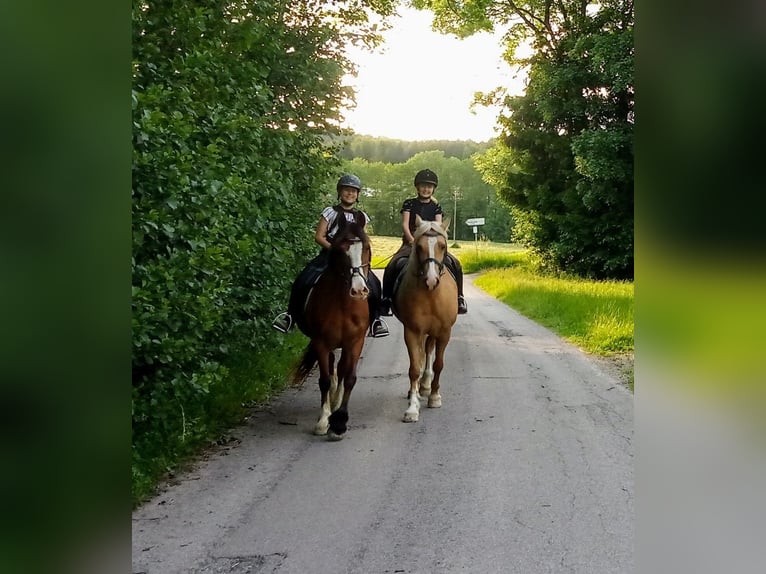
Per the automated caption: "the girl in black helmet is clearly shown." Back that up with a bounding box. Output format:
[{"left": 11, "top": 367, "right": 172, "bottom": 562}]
[
  {"left": 380, "top": 169, "right": 468, "bottom": 316},
  {"left": 272, "top": 174, "right": 390, "bottom": 338}
]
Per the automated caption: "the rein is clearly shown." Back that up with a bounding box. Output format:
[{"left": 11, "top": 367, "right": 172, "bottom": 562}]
[{"left": 332, "top": 238, "right": 370, "bottom": 282}]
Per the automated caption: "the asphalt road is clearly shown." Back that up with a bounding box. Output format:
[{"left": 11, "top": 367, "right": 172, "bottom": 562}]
[{"left": 132, "top": 273, "right": 633, "bottom": 574}]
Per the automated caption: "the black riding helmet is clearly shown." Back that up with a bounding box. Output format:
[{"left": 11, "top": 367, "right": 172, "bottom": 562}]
[
  {"left": 414, "top": 169, "right": 438, "bottom": 188},
  {"left": 336, "top": 174, "right": 361, "bottom": 201}
]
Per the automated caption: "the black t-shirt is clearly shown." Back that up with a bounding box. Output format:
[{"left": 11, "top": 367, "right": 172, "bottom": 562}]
[{"left": 401, "top": 198, "right": 443, "bottom": 235}]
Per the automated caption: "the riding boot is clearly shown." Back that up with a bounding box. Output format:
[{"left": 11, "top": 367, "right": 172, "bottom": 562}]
[
  {"left": 457, "top": 295, "right": 468, "bottom": 315},
  {"left": 379, "top": 297, "right": 393, "bottom": 316}
]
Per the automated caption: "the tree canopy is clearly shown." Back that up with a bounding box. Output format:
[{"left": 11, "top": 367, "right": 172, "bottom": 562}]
[
  {"left": 338, "top": 134, "right": 492, "bottom": 162},
  {"left": 417, "top": 0, "right": 634, "bottom": 279}
]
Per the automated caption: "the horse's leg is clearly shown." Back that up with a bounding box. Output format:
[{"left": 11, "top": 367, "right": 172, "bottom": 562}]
[
  {"left": 327, "top": 337, "right": 364, "bottom": 440},
  {"left": 403, "top": 330, "right": 425, "bottom": 422},
  {"left": 328, "top": 350, "right": 343, "bottom": 412},
  {"left": 419, "top": 336, "right": 435, "bottom": 398},
  {"left": 314, "top": 346, "right": 334, "bottom": 435},
  {"left": 427, "top": 336, "right": 451, "bottom": 409}
]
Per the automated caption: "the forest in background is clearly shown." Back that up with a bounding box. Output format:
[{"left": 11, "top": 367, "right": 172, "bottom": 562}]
[
  {"left": 334, "top": 139, "right": 513, "bottom": 242},
  {"left": 338, "top": 134, "right": 492, "bottom": 163}
]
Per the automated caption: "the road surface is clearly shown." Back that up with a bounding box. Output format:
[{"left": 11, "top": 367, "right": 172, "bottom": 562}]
[{"left": 132, "top": 273, "right": 633, "bottom": 574}]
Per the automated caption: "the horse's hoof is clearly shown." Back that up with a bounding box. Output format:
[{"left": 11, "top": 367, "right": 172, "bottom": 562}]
[
  {"left": 327, "top": 431, "right": 344, "bottom": 441},
  {"left": 329, "top": 423, "right": 347, "bottom": 436},
  {"left": 328, "top": 411, "right": 348, "bottom": 435},
  {"left": 314, "top": 424, "right": 329, "bottom": 435},
  {"left": 403, "top": 411, "right": 419, "bottom": 423},
  {"left": 428, "top": 395, "right": 442, "bottom": 408}
]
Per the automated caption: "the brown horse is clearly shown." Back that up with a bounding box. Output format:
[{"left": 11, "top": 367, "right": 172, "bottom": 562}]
[
  {"left": 291, "top": 214, "right": 371, "bottom": 440},
  {"left": 392, "top": 216, "right": 458, "bottom": 422}
]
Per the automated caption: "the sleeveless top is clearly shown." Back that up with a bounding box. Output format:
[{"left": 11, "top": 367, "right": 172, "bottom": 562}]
[{"left": 400, "top": 197, "right": 443, "bottom": 235}]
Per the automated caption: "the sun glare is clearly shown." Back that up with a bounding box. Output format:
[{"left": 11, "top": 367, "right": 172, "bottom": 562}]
[{"left": 342, "top": 8, "right": 522, "bottom": 142}]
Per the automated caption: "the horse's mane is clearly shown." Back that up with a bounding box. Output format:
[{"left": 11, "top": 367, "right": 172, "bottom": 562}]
[{"left": 412, "top": 218, "right": 448, "bottom": 241}]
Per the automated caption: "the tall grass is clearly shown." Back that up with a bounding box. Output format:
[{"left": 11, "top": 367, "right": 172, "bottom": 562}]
[
  {"left": 370, "top": 235, "right": 404, "bottom": 269},
  {"left": 474, "top": 268, "right": 634, "bottom": 356},
  {"left": 370, "top": 236, "right": 527, "bottom": 270}
]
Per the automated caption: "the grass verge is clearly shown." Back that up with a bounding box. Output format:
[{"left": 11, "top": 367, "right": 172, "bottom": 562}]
[
  {"left": 132, "top": 331, "right": 307, "bottom": 505},
  {"left": 473, "top": 263, "right": 634, "bottom": 390}
]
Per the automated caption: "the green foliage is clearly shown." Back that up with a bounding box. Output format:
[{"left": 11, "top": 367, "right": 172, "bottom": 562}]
[
  {"left": 338, "top": 134, "right": 492, "bottom": 162},
  {"left": 457, "top": 249, "right": 528, "bottom": 274},
  {"left": 419, "top": 0, "right": 634, "bottom": 280},
  {"left": 132, "top": 332, "right": 307, "bottom": 503},
  {"left": 132, "top": 0, "right": 394, "bottom": 502},
  {"left": 497, "top": 11, "right": 633, "bottom": 279}
]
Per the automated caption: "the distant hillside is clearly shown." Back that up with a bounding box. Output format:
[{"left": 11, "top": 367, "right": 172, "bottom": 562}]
[{"left": 337, "top": 134, "right": 494, "bottom": 163}]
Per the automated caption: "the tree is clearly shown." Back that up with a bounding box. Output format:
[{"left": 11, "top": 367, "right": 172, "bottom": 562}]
[
  {"left": 416, "top": 0, "right": 634, "bottom": 279},
  {"left": 338, "top": 134, "right": 491, "bottom": 162}
]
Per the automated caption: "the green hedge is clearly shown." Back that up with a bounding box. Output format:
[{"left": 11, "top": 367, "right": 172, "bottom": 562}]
[{"left": 131, "top": 1, "right": 390, "bottom": 500}]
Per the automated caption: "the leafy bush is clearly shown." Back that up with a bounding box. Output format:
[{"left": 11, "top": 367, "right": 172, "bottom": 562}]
[{"left": 131, "top": 1, "right": 392, "bottom": 501}]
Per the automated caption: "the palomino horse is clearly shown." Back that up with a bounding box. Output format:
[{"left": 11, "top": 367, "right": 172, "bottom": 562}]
[
  {"left": 291, "top": 214, "right": 371, "bottom": 440},
  {"left": 392, "top": 216, "right": 458, "bottom": 422}
]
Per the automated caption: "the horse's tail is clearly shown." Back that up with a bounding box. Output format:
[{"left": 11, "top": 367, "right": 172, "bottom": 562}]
[{"left": 290, "top": 343, "right": 318, "bottom": 386}]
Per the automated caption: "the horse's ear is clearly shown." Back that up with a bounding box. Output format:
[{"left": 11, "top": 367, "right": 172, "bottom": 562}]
[
  {"left": 441, "top": 217, "right": 451, "bottom": 234},
  {"left": 354, "top": 210, "right": 365, "bottom": 228},
  {"left": 415, "top": 214, "right": 423, "bottom": 228}
]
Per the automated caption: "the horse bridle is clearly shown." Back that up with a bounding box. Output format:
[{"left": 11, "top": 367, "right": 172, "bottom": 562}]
[
  {"left": 350, "top": 262, "right": 370, "bottom": 279},
  {"left": 417, "top": 257, "right": 445, "bottom": 276},
  {"left": 347, "top": 238, "right": 370, "bottom": 280},
  {"left": 416, "top": 232, "right": 446, "bottom": 277}
]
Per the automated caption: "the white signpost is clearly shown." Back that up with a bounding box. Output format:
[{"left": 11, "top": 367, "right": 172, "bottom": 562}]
[{"left": 465, "top": 218, "right": 486, "bottom": 248}]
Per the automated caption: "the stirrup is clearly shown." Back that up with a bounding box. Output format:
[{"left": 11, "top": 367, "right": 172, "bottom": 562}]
[
  {"left": 272, "top": 312, "right": 293, "bottom": 333},
  {"left": 369, "top": 318, "right": 390, "bottom": 338}
]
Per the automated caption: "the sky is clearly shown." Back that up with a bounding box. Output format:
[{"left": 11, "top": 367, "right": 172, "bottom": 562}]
[{"left": 341, "top": 7, "right": 524, "bottom": 142}]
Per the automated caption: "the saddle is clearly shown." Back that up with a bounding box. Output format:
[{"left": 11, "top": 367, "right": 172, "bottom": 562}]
[
  {"left": 391, "top": 256, "right": 408, "bottom": 299},
  {"left": 292, "top": 261, "right": 327, "bottom": 335}
]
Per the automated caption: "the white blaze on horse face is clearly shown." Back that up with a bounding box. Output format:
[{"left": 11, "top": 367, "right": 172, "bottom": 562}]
[
  {"left": 425, "top": 235, "right": 440, "bottom": 289},
  {"left": 348, "top": 240, "right": 369, "bottom": 299}
]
